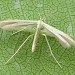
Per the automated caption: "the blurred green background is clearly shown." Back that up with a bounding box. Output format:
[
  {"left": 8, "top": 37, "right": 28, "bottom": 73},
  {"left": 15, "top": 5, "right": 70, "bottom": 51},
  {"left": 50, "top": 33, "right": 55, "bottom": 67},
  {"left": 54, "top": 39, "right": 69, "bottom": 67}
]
[{"left": 0, "top": 0, "right": 75, "bottom": 75}]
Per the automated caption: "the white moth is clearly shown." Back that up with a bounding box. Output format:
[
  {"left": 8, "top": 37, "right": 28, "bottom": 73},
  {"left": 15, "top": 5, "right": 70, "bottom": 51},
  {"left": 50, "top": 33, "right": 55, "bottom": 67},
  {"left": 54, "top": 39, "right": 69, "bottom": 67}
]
[{"left": 0, "top": 19, "right": 75, "bottom": 68}]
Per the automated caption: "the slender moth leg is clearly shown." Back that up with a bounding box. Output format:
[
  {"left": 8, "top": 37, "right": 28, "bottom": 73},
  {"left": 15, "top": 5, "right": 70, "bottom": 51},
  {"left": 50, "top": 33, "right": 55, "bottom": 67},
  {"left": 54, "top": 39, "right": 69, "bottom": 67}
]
[
  {"left": 11, "top": 28, "right": 26, "bottom": 36},
  {"left": 5, "top": 34, "right": 33, "bottom": 64},
  {"left": 42, "top": 34, "right": 62, "bottom": 68},
  {"left": 32, "top": 20, "right": 42, "bottom": 52}
]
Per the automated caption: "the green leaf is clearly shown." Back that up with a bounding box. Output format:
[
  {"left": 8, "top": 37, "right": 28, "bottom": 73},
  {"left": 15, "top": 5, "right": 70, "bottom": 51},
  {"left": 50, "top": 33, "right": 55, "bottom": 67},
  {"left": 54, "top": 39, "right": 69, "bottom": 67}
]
[{"left": 0, "top": 0, "right": 75, "bottom": 75}]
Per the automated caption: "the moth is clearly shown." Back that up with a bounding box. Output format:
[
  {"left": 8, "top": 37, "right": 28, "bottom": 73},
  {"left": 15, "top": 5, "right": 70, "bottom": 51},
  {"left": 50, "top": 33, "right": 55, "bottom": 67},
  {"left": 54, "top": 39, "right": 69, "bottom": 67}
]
[{"left": 0, "top": 19, "right": 75, "bottom": 68}]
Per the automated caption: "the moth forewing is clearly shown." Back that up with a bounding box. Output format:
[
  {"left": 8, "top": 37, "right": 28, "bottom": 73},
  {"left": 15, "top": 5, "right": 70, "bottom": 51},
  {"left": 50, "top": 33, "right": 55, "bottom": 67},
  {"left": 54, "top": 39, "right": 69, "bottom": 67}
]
[
  {"left": 49, "top": 25, "right": 75, "bottom": 46},
  {"left": 59, "top": 33, "right": 75, "bottom": 46},
  {"left": 41, "top": 22, "right": 71, "bottom": 48},
  {"left": 42, "top": 22, "right": 75, "bottom": 46},
  {"left": 1, "top": 23, "right": 35, "bottom": 30},
  {"left": 0, "top": 19, "right": 38, "bottom": 24},
  {"left": 0, "top": 20, "right": 38, "bottom": 30}
]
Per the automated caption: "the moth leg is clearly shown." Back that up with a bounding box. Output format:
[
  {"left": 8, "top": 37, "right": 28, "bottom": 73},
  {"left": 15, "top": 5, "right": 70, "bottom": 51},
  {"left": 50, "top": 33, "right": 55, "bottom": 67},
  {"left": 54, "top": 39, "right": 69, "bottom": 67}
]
[
  {"left": 32, "top": 20, "right": 42, "bottom": 52},
  {"left": 11, "top": 28, "right": 26, "bottom": 36},
  {"left": 5, "top": 34, "right": 33, "bottom": 65},
  {"left": 42, "top": 34, "right": 62, "bottom": 68}
]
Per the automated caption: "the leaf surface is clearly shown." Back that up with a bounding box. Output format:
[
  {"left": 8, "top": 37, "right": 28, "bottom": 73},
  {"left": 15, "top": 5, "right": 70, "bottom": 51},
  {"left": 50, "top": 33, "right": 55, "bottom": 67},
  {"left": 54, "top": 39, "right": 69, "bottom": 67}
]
[{"left": 0, "top": 0, "right": 75, "bottom": 75}]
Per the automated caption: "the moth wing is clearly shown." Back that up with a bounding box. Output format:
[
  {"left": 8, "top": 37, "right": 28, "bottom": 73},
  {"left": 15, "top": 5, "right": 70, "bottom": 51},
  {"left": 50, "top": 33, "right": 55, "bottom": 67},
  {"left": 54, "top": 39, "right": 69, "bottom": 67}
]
[
  {"left": 43, "top": 22, "right": 75, "bottom": 46},
  {"left": 42, "top": 22, "right": 71, "bottom": 48},
  {"left": 52, "top": 28, "right": 75, "bottom": 46},
  {"left": 0, "top": 20, "right": 38, "bottom": 30}
]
